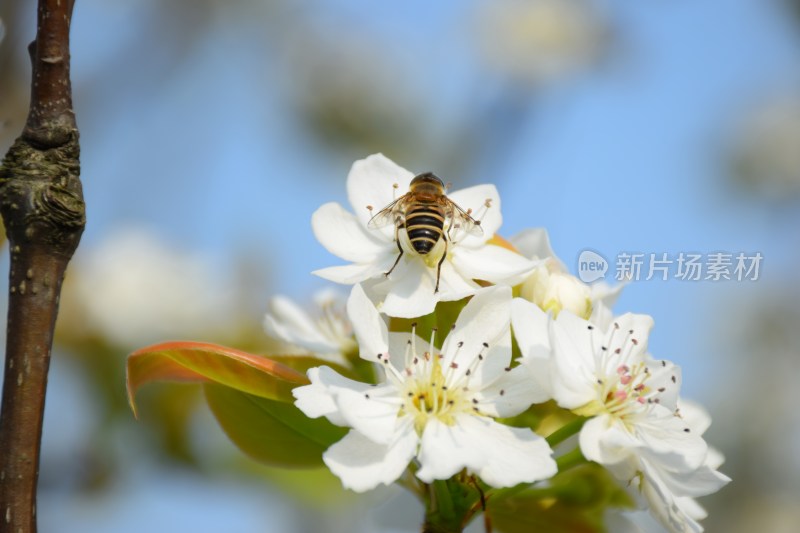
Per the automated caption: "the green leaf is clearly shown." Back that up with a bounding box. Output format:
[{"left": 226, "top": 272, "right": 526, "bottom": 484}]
[
  {"left": 487, "top": 464, "right": 634, "bottom": 533},
  {"left": 126, "top": 341, "right": 308, "bottom": 417},
  {"left": 488, "top": 499, "right": 601, "bottom": 533},
  {"left": 204, "top": 383, "right": 347, "bottom": 468}
]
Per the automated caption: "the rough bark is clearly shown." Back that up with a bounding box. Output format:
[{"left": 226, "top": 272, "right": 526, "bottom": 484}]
[{"left": 0, "top": 1, "right": 84, "bottom": 532}]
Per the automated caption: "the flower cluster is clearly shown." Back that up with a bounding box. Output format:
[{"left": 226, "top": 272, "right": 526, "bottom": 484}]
[{"left": 269, "top": 154, "right": 729, "bottom": 532}]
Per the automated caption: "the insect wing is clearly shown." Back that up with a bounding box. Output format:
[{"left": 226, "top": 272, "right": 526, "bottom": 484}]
[
  {"left": 445, "top": 200, "right": 484, "bottom": 244},
  {"left": 367, "top": 196, "right": 407, "bottom": 230}
]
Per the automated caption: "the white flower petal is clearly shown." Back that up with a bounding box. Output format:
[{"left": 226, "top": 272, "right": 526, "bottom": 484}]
[
  {"left": 313, "top": 261, "right": 390, "bottom": 285},
  {"left": 441, "top": 285, "right": 512, "bottom": 383},
  {"left": 451, "top": 245, "right": 538, "bottom": 285},
  {"left": 447, "top": 184, "right": 502, "bottom": 246},
  {"left": 657, "top": 462, "right": 731, "bottom": 499},
  {"left": 580, "top": 414, "right": 647, "bottom": 466},
  {"left": 637, "top": 459, "right": 705, "bottom": 533},
  {"left": 264, "top": 296, "right": 339, "bottom": 354},
  {"left": 312, "top": 202, "right": 390, "bottom": 262},
  {"left": 591, "top": 281, "right": 625, "bottom": 309},
  {"left": 346, "top": 153, "right": 415, "bottom": 228},
  {"left": 511, "top": 297, "right": 552, "bottom": 355},
  {"left": 589, "top": 301, "right": 615, "bottom": 331},
  {"left": 380, "top": 260, "right": 439, "bottom": 318},
  {"left": 347, "top": 284, "right": 389, "bottom": 362},
  {"left": 436, "top": 259, "right": 481, "bottom": 299},
  {"left": 386, "top": 331, "right": 422, "bottom": 370},
  {"left": 510, "top": 228, "right": 561, "bottom": 264},
  {"left": 676, "top": 497, "right": 708, "bottom": 521},
  {"left": 293, "top": 366, "right": 373, "bottom": 426},
  {"left": 417, "top": 416, "right": 556, "bottom": 487},
  {"left": 323, "top": 424, "right": 418, "bottom": 493},
  {"left": 704, "top": 447, "right": 724, "bottom": 471},
  {"left": 635, "top": 406, "right": 708, "bottom": 471},
  {"left": 609, "top": 313, "right": 655, "bottom": 363},
  {"left": 476, "top": 364, "right": 545, "bottom": 416},
  {"left": 511, "top": 298, "right": 554, "bottom": 401},
  {"left": 519, "top": 355, "right": 554, "bottom": 404},
  {"left": 334, "top": 385, "right": 403, "bottom": 445},
  {"left": 415, "top": 419, "right": 484, "bottom": 482},
  {"left": 677, "top": 399, "right": 712, "bottom": 436},
  {"left": 640, "top": 355, "right": 681, "bottom": 412},
  {"left": 548, "top": 312, "right": 598, "bottom": 408},
  {"left": 470, "top": 419, "right": 557, "bottom": 488}
]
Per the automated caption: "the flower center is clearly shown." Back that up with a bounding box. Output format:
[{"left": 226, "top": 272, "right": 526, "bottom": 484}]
[
  {"left": 402, "top": 356, "right": 472, "bottom": 434},
  {"left": 376, "top": 326, "right": 492, "bottom": 436},
  {"left": 573, "top": 321, "right": 675, "bottom": 423}
]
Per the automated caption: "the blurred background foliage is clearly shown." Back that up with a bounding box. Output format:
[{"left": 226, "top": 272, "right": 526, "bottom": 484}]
[{"left": 1, "top": 0, "right": 800, "bottom": 531}]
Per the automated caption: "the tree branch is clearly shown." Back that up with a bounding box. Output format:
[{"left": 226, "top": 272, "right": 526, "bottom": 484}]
[{"left": 0, "top": 0, "right": 85, "bottom": 531}]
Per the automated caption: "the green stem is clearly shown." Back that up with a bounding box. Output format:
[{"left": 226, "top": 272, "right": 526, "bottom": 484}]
[
  {"left": 431, "top": 480, "right": 456, "bottom": 522},
  {"left": 546, "top": 416, "right": 587, "bottom": 447},
  {"left": 398, "top": 464, "right": 425, "bottom": 499},
  {"left": 556, "top": 447, "right": 588, "bottom": 472},
  {"left": 421, "top": 478, "right": 485, "bottom": 533},
  {"left": 421, "top": 481, "right": 459, "bottom": 533}
]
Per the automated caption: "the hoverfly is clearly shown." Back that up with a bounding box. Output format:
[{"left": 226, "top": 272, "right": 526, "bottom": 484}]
[{"left": 366, "top": 172, "right": 484, "bottom": 293}]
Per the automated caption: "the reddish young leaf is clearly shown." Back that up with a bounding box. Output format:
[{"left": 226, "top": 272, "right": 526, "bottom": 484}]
[{"left": 127, "top": 341, "right": 308, "bottom": 417}]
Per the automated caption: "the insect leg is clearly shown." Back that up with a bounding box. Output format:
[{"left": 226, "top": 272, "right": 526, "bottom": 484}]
[
  {"left": 385, "top": 223, "right": 404, "bottom": 278},
  {"left": 435, "top": 234, "right": 447, "bottom": 294}
]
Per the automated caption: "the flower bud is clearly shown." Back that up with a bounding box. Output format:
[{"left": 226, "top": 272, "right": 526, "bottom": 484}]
[{"left": 520, "top": 263, "right": 592, "bottom": 319}]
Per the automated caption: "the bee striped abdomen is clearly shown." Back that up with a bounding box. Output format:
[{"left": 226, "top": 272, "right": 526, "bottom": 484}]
[{"left": 405, "top": 204, "right": 445, "bottom": 255}]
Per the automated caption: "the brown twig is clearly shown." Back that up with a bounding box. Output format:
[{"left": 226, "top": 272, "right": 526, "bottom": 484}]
[{"left": 0, "top": 1, "right": 84, "bottom": 532}]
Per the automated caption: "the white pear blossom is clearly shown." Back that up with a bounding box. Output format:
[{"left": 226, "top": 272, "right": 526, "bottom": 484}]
[
  {"left": 58, "top": 227, "right": 236, "bottom": 347},
  {"left": 475, "top": 0, "right": 609, "bottom": 86},
  {"left": 312, "top": 154, "right": 538, "bottom": 318},
  {"left": 511, "top": 298, "right": 728, "bottom": 532},
  {"left": 618, "top": 449, "right": 728, "bottom": 533},
  {"left": 293, "top": 285, "right": 557, "bottom": 492},
  {"left": 612, "top": 400, "right": 729, "bottom": 533},
  {"left": 512, "top": 228, "right": 621, "bottom": 326},
  {"left": 264, "top": 289, "right": 356, "bottom": 366}
]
